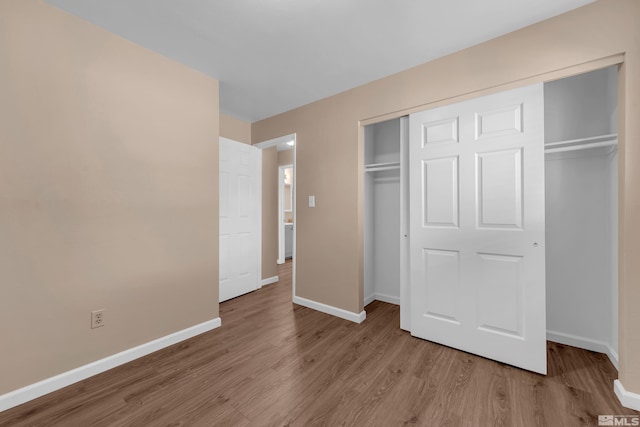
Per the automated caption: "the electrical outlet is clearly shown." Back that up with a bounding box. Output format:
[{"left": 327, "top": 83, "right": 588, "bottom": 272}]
[{"left": 91, "top": 309, "right": 105, "bottom": 329}]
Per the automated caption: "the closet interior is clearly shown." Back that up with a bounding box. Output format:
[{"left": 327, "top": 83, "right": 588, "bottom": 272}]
[
  {"left": 363, "top": 65, "right": 619, "bottom": 367},
  {"left": 544, "top": 66, "right": 618, "bottom": 366},
  {"left": 363, "top": 117, "right": 407, "bottom": 313}
]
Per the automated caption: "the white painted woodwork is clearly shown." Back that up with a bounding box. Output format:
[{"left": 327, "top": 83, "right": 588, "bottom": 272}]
[
  {"left": 399, "top": 117, "right": 411, "bottom": 330},
  {"left": 0, "top": 319, "right": 222, "bottom": 413},
  {"left": 475, "top": 104, "right": 523, "bottom": 139},
  {"left": 422, "top": 156, "right": 459, "bottom": 227},
  {"left": 409, "top": 83, "right": 547, "bottom": 374},
  {"left": 476, "top": 149, "right": 523, "bottom": 228},
  {"left": 219, "top": 137, "right": 261, "bottom": 302},
  {"left": 422, "top": 117, "right": 458, "bottom": 145}
]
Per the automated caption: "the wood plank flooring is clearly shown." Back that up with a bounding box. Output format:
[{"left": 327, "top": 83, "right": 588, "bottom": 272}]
[{"left": 1, "top": 260, "right": 637, "bottom": 426}]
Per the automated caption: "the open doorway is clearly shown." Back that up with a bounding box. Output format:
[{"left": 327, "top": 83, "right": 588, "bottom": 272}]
[
  {"left": 254, "top": 133, "right": 296, "bottom": 296},
  {"left": 278, "top": 163, "right": 294, "bottom": 264}
]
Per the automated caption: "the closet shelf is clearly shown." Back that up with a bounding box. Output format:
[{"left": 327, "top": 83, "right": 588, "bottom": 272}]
[
  {"left": 365, "top": 161, "right": 400, "bottom": 172},
  {"left": 544, "top": 133, "right": 617, "bottom": 154}
]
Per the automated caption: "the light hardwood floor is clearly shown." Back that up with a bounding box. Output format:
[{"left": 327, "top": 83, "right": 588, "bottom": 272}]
[{"left": 1, "top": 260, "right": 637, "bottom": 426}]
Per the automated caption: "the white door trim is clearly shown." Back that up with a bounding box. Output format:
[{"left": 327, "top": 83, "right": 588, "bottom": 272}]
[
  {"left": 278, "top": 165, "right": 285, "bottom": 264},
  {"left": 399, "top": 116, "right": 410, "bottom": 331}
]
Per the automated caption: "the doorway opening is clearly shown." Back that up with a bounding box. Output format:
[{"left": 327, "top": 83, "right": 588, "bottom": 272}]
[
  {"left": 278, "top": 163, "right": 294, "bottom": 264},
  {"left": 255, "top": 133, "right": 297, "bottom": 298}
]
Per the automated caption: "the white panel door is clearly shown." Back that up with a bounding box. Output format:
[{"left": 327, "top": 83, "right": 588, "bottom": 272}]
[
  {"left": 219, "top": 137, "right": 261, "bottom": 302},
  {"left": 409, "top": 84, "right": 546, "bottom": 374}
]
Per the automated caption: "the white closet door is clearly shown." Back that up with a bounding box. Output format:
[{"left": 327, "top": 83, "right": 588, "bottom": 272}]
[
  {"left": 219, "top": 137, "right": 261, "bottom": 302},
  {"left": 409, "top": 84, "right": 547, "bottom": 374}
]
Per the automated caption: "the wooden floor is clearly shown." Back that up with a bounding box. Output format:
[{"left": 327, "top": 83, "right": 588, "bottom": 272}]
[{"left": 1, "top": 260, "right": 637, "bottom": 426}]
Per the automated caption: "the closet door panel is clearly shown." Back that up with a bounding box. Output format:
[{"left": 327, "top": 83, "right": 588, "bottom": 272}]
[
  {"left": 422, "top": 248, "right": 461, "bottom": 324},
  {"left": 476, "top": 252, "right": 524, "bottom": 337},
  {"left": 422, "top": 117, "right": 459, "bottom": 145},
  {"left": 476, "top": 148, "right": 523, "bottom": 228},
  {"left": 409, "top": 83, "right": 546, "bottom": 375},
  {"left": 422, "top": 156, "right": 459, "bottom": 228},
  {"left": 475, "top": 103, "right": 523, "bottom": 139}
]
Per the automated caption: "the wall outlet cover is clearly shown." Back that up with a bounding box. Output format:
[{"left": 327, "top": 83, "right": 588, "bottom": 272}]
[{"left": 91, "top": 309, "right": 105, "bottom": 329}]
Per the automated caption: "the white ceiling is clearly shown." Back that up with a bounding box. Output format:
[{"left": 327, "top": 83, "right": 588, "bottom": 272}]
[{"left": 45, "top": 0, "right": 594, "bottom": 123}]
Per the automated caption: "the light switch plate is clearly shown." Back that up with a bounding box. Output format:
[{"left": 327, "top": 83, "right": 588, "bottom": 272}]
[{"left": 308, "top": 195, "right": 315, "bottom": 208}]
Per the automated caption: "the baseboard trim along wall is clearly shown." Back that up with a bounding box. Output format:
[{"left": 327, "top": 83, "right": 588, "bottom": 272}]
[
  {"left": 364, "top": 293, "right": 400, "bottom": 307},
  {"left": 293, "top": 296, "right": 366, "bottom": 324},
  {"left": 364, "top": 294, "right": 376, "bottom": 307},
  {"left": 373, "top": 293, "right": 400, "bottom": 306},
  {"left": 261, "top": 276, "right": 279, "bottom": 287},
  {"left": 546, "top": 330, "right": 618, "bottom": 369},
  {"left": 0, "top": 318, "right": 222, "bottom": 413},
  {"left": 614, "top": 380, "right": 640, "bottom": 411}
]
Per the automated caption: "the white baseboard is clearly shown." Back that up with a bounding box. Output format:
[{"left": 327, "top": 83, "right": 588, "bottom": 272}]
[
  {"left": 0, "top": 318, "right": 222, "bottom": 413},
  {"left": 293, "top": 296, "right": 366, "bottom": 324},
  {"left": 373, "top": 293, "right": 400, "bottom": 306},
  {"left": 614, "top": 380, "right": 640, "bottom": 411},
  {"left": 547, "top": 330, "right": 618, "bottom": 369},
  {"left": 364, "top": 293, "right": 400, "bottom": 307},
  {"left": 261, "top": 276, "right": 279, "bottom": 286},
  {"left": 364, "top": 294, "right": 376, "bottom": 306}
]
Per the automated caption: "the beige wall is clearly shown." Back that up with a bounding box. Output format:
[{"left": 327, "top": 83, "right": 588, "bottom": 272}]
[
  {"left": 253, "top": 0, "right": 640, "bottom": 393},
  {"left": 220, "top": 113, "right": 251, "bottom": 144},
  {"left": 278, "top": 148, "right": 293, "bottom": 166},
  {"left": 261, "top": 147, "right": 278, "bottom": 280},
  {"left": 0, "top": 1, "right": 220, "bottom": 394}
]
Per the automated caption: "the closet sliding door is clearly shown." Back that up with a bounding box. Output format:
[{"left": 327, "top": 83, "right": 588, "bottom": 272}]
[{"left": 409, "top": 84, "right": 547, "bottom": 374}]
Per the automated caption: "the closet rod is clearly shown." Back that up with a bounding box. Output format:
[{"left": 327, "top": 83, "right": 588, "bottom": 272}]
[
  {"left": 545, "top": 133, "right": 617, "bottom": 147},
  {"left": 365, "top": 161, "right": 400, "bottom": 172},
  {"left": 545, "top": 139, "right": 617, "bottom": 154}
]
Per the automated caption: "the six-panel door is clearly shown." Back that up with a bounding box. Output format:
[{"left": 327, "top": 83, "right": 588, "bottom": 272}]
[
  {"left": 409, "top": 84, "right": 547, "bottom": 374},
  {"left": 219, "top": 137, "right": 261, "bottom": 302}
]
